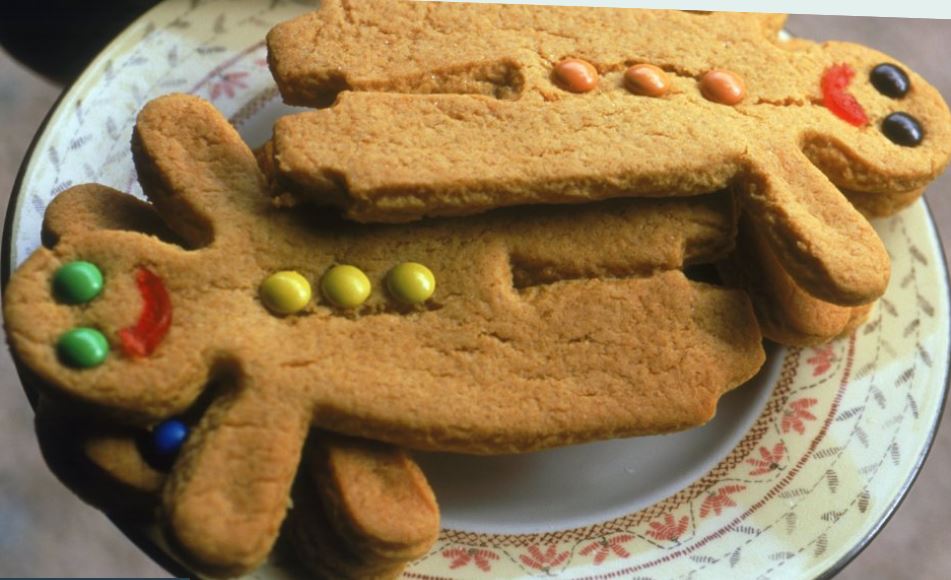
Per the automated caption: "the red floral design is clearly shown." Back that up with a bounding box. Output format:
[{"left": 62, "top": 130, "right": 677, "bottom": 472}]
[
  {"left": 782, "top": 398, "right": 818, "bottom": 435},
  {"left": 579, "top": 534, "right": 634, "bottom": 565},
  {"left": 519, "top": 544, "right": 570, "bottom": 572},
  {"left": 442, "top": 547, "right": 499, "bottom": 572},
  {"left": 647, "top": 514, "right": 690, "bottom": 541},
  {"left": 745, "top": 442, "right": 786, "bottom": 476},
  {"left": 209, "top": 71, "right": 249, "bottom": 100},
  {"left": 806, "top": 344, "right": 837, "bottom": 376},
  {"left": 699, "top": 484, "right": 746, "bottom": 518}
]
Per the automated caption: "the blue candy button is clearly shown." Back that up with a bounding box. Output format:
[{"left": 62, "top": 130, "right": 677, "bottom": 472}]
[{"left": 152, "top": 419, "right": 189, "bottom": 456}]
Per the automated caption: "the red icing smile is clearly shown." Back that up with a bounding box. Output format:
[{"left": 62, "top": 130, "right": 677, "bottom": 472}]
[
  {"left": 118, "top": 268, "right": 172, "bottom": 357},
  {"left": 821, "top": 64, "right": 869, "bottom": 127}
]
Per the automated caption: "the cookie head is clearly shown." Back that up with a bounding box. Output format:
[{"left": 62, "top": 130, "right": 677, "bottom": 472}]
[
  {"left": 803, "top": 42, "right": 951, "bottom": 193},
  {"left": 4, "top": 208, "right": 212, "bottom": 420}
]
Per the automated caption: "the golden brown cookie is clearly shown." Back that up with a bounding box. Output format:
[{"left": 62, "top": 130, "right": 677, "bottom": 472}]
[
  {"left": 844, "top": 186, "right": 926, "bottom": 218},
  {"left": 286, "top": 433, "right": 439, "bottom": 580},
  {"left": 719, "top": 216, "right": 873, "bottom": 346},
  {"left": 4, "top": 94, "right": 764, "bottom": 574},
  {"left": 268, "top": 1, "right": 951, "bottom": 305}
]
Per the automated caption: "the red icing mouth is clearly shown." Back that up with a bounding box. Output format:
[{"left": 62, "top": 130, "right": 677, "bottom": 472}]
[
  {"left": 118, "top": 268, "right": 172, "bottom": 357},
  {"left": 821, "top": 64, "right": 869, "bottom": 127}
]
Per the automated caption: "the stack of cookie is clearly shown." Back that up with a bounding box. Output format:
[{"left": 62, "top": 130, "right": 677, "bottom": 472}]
[
  {"left": 267, "top": 0, "right": 951, "bottom": 345},
  {"left": 5, "top": 1, "right": 950, "bottom": 578},
  {"left": 10, "top": 92, "right": 764, "bottom": 577}
]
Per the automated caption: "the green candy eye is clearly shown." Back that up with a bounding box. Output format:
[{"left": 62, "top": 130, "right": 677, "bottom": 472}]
[
  {"left": 57, "top": 327, "right": 109, "bottom": 368},
  {"left": 53, "top": 261, "right": 104, "bottom": 304}
]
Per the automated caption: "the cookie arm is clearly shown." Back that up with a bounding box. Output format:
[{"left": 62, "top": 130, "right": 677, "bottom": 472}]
[
  {"left": 42, "top": 184, "right": 182, "bottom": 248},
  {"left": 163, "top": 383, "right": 311, "bottom": 575},
  {"left": 34, "top": 397, "right": 163, "bottom": 518},
  {"left": 741, "top": 144, "right": 889, "bottom": 305},
  {"left": 132, "top": 94, "right": 266, "bottom": 248}
]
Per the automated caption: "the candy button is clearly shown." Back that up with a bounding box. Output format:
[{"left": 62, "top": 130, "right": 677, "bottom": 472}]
[
  {"left": 624, "top": 64, "right": 670, "bottom": 97},
  {"left": 260, "top": 271, "right": 312, "bottom": 315},
  {"left": 553, "top": 58, "right": 599, "bottom": 93},
  {"left": 152, "top": 419, "right": 189, "bottom": 456},
  {"left": 699, "top": 69, "right": 746, "bottom": 105},
  {"left": 57, "top": 327, "right": 109, "bottom": 368},
  {"left": 882, "top": 112, "right": 924, "bottom": 147},
  {"left": 118, "top": 268, "right": 172, "bottom": 358},
  {"left": 386, "top": 262, "right": 436, "bottom": 305},
  {"left": 53, "top": 261, "right": 103, "bottom": 304},
  {"left": 321, "top": 265, "right": 372, "bottom": 308},
  {"left": 870, "top": 63, "right": 910, "bottom": 99}
]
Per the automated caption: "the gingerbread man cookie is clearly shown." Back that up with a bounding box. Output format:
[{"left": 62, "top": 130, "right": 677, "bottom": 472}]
[
  {"left": 267, "top": 1, "right": 951, "bottom": 305},
  {"left": 4, "top": 94, "right": 763, "bottom": 573}
]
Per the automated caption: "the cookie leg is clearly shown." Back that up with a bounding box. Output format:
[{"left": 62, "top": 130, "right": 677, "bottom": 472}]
[
  {"left": 719, "top": 215, "right": 873, "bottom": 346},
  {"left": 162, "top": 382, "right": 311, "bottom": 576},
  {"left": 742, "top": 143, "right": 889, "bottom": 306},
  {"left": 287, "top": 432, "right": 439, "bottom": 579}
]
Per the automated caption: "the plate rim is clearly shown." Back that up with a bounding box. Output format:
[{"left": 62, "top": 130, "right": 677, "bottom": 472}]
[
  {"left": 812, "top": 195, "right": 951, "bottom": 580},
  {"left": 1, "top": 1, "right": 950, "bottom": 577}
]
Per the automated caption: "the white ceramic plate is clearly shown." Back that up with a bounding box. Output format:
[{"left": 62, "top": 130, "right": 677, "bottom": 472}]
[{"left": 3, "top": 1, "right": 949, "bottom": 578}]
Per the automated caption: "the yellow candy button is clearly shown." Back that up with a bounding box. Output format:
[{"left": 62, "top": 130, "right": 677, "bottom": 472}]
[
  {"left": 260, "top": 271, "right": 312, "bottom": 315},
  {"left": 321, "top": 265, "right": 372, "bottom": 308},
  {"left": 386, "top": 262, "right": 435, "bottom": 305}
]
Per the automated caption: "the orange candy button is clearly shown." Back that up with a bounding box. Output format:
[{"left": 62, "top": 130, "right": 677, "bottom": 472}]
[
  {"left": 699, "top": 69, "right": 746, "bottom": 105},
  {"left": 553, "top": 58, "right": 599, "bottom": 93},
  {"left": 624, "top": 64, "right": 671, "bottom": 97}
]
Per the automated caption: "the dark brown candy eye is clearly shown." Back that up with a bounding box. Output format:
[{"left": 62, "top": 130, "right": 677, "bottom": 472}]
[
  {"left": 881, "top": 112, "right": 923, "bottom": 147},
  {"left": 870, "top": 63, "right": 910, "bottom": 99}
]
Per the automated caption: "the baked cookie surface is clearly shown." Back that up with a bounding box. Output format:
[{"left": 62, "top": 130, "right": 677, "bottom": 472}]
[
  {"left": 4, "top": 93, "right": 764, "bottom": 574},
  {"left": 268, "top": 1, "right": 951, "bottom": 305}
]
